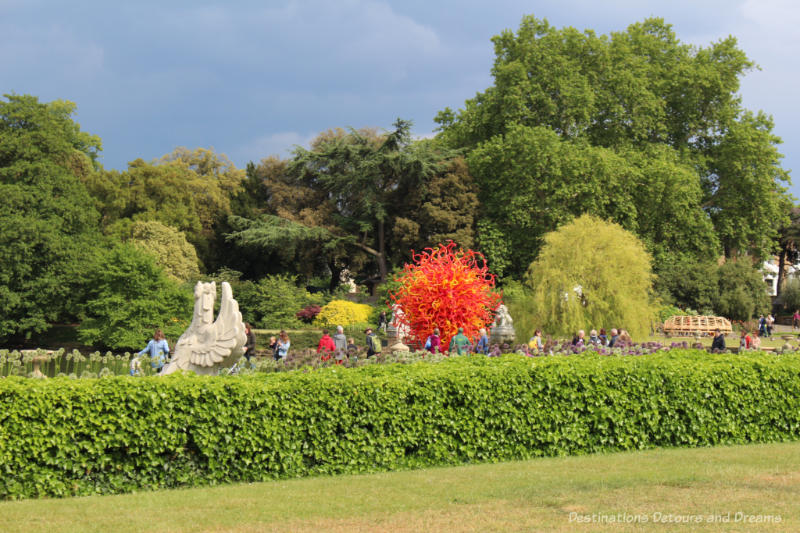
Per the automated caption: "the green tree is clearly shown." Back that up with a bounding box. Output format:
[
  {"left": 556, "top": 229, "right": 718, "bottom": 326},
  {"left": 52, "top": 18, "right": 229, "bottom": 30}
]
[
  {"left": 0, "top": 94, "right": 103, "bottom": 340},
  {"left": 288, "top": 119, "right": 446, "bottom": 281},
  {"left": 654, "top": 256, "right": 719, "bottom": 314},
  {"left": 77, "top": 244, "right": 192, "bottom": 350},
  {"left": 82, "top": 147, "right": 245, "bottom": 270},
  {"left": 525, "top": 215, "right": 656, "bottom": 338},
  {"left": 227, "top": 121, "right": 461, "bottom": 286},
  {"left": 232, "top": 275, "right": 324, "bottom": 329},
  {"left": 126, "top": 220, "right": 201, "bottom": 282},
  {"left": 437, "top": 16, "right": 791, "bottom": 277},
  {"left": 714, "top": 260, "right": 770, "bottom": 321},
  {"left": 776, "top": 207, "right": 800, "bottom": 299},
  {"left": 390, "top": 156, "right": 479, "bottom": 264}
]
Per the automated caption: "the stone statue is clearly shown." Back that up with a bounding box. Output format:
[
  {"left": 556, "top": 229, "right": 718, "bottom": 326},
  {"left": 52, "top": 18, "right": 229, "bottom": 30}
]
[
  {"left": 161, "top": 281, "right": 247, "bottom": 375},
  {"left": 490, "top": 304, "right": 515, "bottom": 345},
  {"left": 385, "top": 304, "right": 410, "bottom": 340},
  {"left": 385, "top": 304, "right": 410, "bottom": 353}
]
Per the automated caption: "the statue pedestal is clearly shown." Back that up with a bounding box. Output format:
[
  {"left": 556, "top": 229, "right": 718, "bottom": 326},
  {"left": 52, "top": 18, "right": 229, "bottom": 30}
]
[
  {"left": 490, "top": 327, "right": 515, "bottom": 346},
  {"left": 383, "top": 332, "right": 409, "bottom": 353},
  {"left": 490, "top": 304, "right": 515, "bottom": 346}
]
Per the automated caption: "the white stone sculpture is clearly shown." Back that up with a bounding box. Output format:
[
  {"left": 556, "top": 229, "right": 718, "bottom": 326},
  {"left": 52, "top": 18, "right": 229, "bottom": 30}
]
[
  {"left": 490, "top": 304, "right": 516, "bottom": 344},
  {"left": 161, "top": 281, "right": 247, "bottom": 375},
  {"left": 493, "top": 304, "right": 513, "bottom": 328},
  {"left": 384, "top": 304, "right": 410, "bottom": 353},
  {"left": 386, "top": 304, "right": 410, "bottom": 339}
]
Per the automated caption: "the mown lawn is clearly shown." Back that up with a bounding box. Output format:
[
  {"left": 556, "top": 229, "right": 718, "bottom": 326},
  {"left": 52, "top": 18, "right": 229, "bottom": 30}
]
[{"left": 2, "top": 441, "right": 798, "bottom": 532}]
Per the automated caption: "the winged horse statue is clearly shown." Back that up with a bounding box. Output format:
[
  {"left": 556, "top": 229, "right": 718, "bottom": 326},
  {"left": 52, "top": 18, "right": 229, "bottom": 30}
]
[{"left": 161, "top": 281, "right": 247, "bottom": 375}]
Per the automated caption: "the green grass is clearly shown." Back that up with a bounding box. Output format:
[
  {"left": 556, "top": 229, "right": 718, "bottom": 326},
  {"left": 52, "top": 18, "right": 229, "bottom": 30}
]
[
  {"left": 3, "top": 441, "right": 799, "bottom": 532},
  {"left": 657, "top": 334, "right": 795, "bottom": 350}
]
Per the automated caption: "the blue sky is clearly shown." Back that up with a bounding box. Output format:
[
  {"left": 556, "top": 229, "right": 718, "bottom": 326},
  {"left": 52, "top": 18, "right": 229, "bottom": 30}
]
[{"left": 3, "top": 0, "right": 798, "bottom": 197}]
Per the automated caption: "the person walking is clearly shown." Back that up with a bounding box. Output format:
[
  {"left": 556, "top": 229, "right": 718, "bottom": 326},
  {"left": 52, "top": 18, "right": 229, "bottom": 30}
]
[
  {"left": 766, "top": 313, "right": 775, "bottom": 338},
  {"left": 608, "top": 329, "right": 620, "bottom": 348},
  {"left": 333, "top": 325, "right": 348, "bottom": 362},
  {"left": 427, "top": 328, "right": 441, "bottom": 354},
  {"left": 476, "top": 327, "right": 490, "bottom": 355},
  {"left": 711, "top": 328, "right": 726, "bottom": 352},
  {"left": 739, "top": 329, "right": 752, "bottom": 350},
  {"left": 365, "top": 328, "right": 381, "bottom": 357},
  {"left": 758, "top": 315, "right": 767, "bottom": 337},
  {"left": 138, "top": 329, "right": 169, "bottom": 371},
  {"left": 528, "top": 329, "right": 543, "bottom": 355},
  {"left": 268, "top": 336, "right": 278, "bottom": 359},
  {"left": 317, "top": 329, "right": 336, "bottom": 361},
  {"left": 598, "top": 328, "right": 609, "bottom": 346},
  {"left": 275, "top": 330, "right": 290, "bottom": 360},
  {"left": 243, "top": 323, "right": 256, "bottom": 362},
  {"left": 587, "top": 329, "right": 602, "bottom": 347},
  {"left": 751, "top": 331, "right": 761, "bottom": 351},
  {"left": 793, "top": 310, "right": 800, "bottom": 330},
  {"left": 571, "top": 330, "right": 586, "bottom": 348},
  {"left": 449, "top": 327, "right": 470, "bottom": 355},
  {"left": 378, "top": 311, "right": 387, "bottom": 333}
]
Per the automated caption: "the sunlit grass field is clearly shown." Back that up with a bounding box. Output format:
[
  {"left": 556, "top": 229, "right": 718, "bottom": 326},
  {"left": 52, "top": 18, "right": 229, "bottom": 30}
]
[{"left": 2, "top": 441, "right": 798, "bottom": 532}]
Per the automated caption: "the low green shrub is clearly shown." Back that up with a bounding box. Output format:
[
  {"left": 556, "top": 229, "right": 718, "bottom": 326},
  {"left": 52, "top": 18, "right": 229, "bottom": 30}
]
[{"left": 2, "top": 350, "right": 800, "bottom": 500}]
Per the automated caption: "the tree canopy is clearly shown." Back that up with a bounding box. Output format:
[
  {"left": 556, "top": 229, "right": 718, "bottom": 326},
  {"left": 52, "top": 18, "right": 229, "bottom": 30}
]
[
  {"left": 225, "top": 120, "right": 473, "bottom": 287},
  {"left": 525, "top": 214, "right": 656, "bottom": 338},
  {"left": 437, "top": 16, "right": 791, "bottom": 277},
  {"left": 0, "top": 94, "right": 103, "bottom": 340}
]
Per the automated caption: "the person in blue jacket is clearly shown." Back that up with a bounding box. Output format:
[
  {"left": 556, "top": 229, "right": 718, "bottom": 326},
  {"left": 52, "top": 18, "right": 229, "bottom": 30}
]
[{"left": 138, "top": 329, "right": 169, "bottom": 371}]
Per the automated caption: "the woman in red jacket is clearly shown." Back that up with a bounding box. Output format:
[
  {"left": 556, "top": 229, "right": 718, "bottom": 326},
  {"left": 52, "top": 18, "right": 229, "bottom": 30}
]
[{"left": 317, "top": 329, "right": 336, "bottom": 361}]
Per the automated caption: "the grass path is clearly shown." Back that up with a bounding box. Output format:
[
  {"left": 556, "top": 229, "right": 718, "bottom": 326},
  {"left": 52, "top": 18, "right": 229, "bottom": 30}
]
[{"left": 3, "top": 442, "right": 800, "bottom": 532}]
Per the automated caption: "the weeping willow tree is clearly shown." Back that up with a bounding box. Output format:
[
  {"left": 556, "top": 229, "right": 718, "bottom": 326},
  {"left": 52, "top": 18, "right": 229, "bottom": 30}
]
[{"left": 525, "top": 214, "right": 656, "bottom": 338}]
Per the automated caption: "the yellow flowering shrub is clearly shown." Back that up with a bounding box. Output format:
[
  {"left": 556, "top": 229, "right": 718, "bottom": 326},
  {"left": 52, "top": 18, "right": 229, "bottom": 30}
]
[{"left": 313, "top": 300, "right": 373, "bottom": 327}]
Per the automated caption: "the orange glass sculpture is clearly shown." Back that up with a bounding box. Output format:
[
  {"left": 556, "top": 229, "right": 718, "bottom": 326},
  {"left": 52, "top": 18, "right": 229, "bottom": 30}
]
[{"left": 389, "top": 241, "right": 501, "bottom": 350}]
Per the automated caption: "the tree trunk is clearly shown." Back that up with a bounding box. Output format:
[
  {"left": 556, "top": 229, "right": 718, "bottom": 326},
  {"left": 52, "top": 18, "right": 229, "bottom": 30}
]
[
  {"left": 328, "top": 259, "right": 343, "bottom": 293},
  {"left": 777, "top": 245, "right": 787, "bottom": 300},
  {"left": 377, "top": 219, "right": 388, "bottom": 282}
]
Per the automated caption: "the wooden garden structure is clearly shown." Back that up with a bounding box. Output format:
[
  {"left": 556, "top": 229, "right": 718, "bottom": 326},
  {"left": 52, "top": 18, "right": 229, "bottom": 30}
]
[{"left": 662, "top": 315, "right": 732, "bottom": 336}]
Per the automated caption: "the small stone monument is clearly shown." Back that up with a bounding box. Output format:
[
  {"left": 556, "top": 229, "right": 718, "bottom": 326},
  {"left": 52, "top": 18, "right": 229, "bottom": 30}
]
[
  {"left": 161, "top": 281, "right": 247, "bottom": 376},
  {"left": 490, "top": 304, "right": 515, "bottom": 345},
  {"left": 384, "top": 304, "right": 410, "bottom": 353}
]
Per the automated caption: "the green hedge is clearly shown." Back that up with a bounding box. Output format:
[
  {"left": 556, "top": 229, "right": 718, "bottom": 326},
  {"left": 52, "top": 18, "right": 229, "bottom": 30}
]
[{"left": 2, "top": 350, "right": 800, "bottom": 499}]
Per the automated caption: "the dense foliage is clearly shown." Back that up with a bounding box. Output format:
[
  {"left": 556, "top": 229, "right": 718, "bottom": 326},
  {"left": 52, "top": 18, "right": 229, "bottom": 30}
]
[
  {"left": 525, "top": 215, "right": 656, "bottom": 338},
  {"left": 232, "top": 274, "right": 324, "bottom": 330},
  {"left": 76, "top": 245, "right": 192, "bottom": 350},
  {"left": 0, "top": 94, "right": 103, "bottom": 340},
  {"left": 1, "top": 15, "right": 796, "bottom": 346},
  {"left": 3, "top": 351, "right": 800, "bottom": 499},
  {"left": 437, "top": 16, "right": 791, "bottom": 278},
  {"left": 313, "top": 300, "right": 373, "bottom": 327}
]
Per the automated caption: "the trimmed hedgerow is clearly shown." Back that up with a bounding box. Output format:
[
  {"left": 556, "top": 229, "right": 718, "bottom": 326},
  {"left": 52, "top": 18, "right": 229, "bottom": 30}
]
[{"left": 2, "top": 350, "right": 800, "bottom": 499}]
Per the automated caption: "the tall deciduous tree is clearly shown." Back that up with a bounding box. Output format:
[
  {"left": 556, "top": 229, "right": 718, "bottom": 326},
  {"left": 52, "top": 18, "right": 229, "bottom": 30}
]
[
  {"left": 83, "top": 147, "right": 245, "bottom": 270},
  {"left": 437, "top": 16, "right": 791, "bottom": 277},
  {"left": 0, "top": 94, "right": 103, "bottom": 340},
  {"left": 776, "top": 207, "right": 800, "bottom": 299}
]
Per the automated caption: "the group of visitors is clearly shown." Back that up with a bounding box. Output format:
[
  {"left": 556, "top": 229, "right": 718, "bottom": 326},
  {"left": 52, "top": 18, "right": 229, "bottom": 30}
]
[
  {"left": 137, "top": 308, "right": 785, "bottom": 370},
  {"left": 421, "top": 327, "right": 489, "bottom": 355},
  {"left": 710, "top": 325, "right": 771, "bottom": 352},
  {"left": 566, "top": 328, "right": 629, "bottom": 349},
  {"left": 757, "top": 314, "right": 775, "bottom": 338},
  {"left": 315, "top": 326, "right": 360, "bottom": 362}
]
